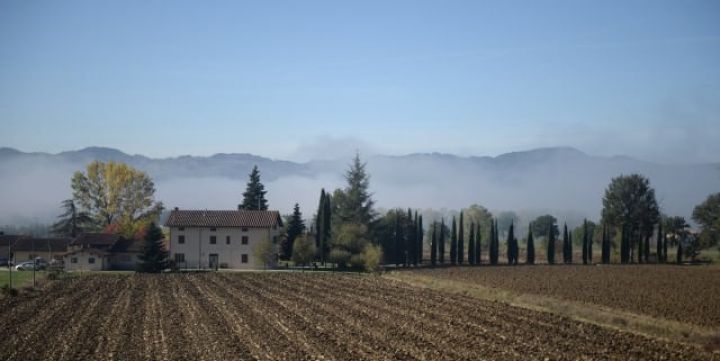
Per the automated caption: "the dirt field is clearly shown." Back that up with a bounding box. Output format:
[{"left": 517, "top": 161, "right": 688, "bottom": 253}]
[
  {"left": 0, "top": 272, "right": 717, "bottom": 361},
  {"left": 406, "top": 265, "right": 720, "bottom": 328}
]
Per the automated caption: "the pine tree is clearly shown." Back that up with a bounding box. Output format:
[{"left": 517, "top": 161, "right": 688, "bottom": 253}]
[
  {"left": 336, "top": 153, "right": 375, "bottom": 226},
  {"left": 283, "top": 203, "right": 306, "bottom": 260},
  {"left": 547, "top": 225, "right": 556, "bottom": 265},
  {"left": 439, "top": 218, "right": 446, "bottom": 264},
  {"left": 450, "top": 216, "right": 457, "bottom": 265},
  {"left": 51, "top": 199, "right": 94, "bottom": 237},
  {"left": 527, "top": 224, "right": 535, "bottom": 265},
  {"left": 430, "top": 222, "right": 437, "bottom": 267},
  {"left": 475, "top": 224, "right": 482, "bottom": 265},
  {"left": 240, "top": 165, "right": 268, "bottom": 210},
  {"left": 458, "top": 211, "right": 465, "bottom": 265},
  {"left": 468, "top": 222, "right": 476, "bottom": 265},
  {"left": 582, "top": 219, "right": 589, "bottom": 265},
  {"left": 137, "top": 222, "right": 169, "bottom": 273}
]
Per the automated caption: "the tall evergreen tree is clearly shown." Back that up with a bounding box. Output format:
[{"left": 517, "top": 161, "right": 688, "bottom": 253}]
[
  {"left": 506, "top": 222, "right": 517, "bottom": 265},
  {"left": 458, "top": 211, "right": 465, "bottom": 265},
  {"left": 656, "top": 221, "right": 663, "bottom": 263},
  {"left": 51, "top": 199, "right": 94, "bottom": 237},
  {"left": 282, "top": 203, "right": 306, "bottom": 260},
  {"left": 601, "top": 223, "right": 610, "bottom": 264},
  {"left": 418, "top": 214, "right": 423, "bottom": 265},
  {"left": 662, "top": 226, "right": 668, "bottom": 263},
  {"left": 490, "top": 219, "right": 499, "bottom": 265},
  {"left": 588, "top": 224, "right": 593, "bottom": 264},
  {"left": 430, "top": 222, "right": 437, "bottom": 267},
  {"left": 240, "top": 165, "right": 269, "bottom": 210},
  {"left": 643, "top": 234, "right": 650, "bottom": 263},
  {"left": 568, "top": 232, "right": 573, "bottom": 264},
  {"left": 322, "top": 192, "right": 332, "bottom": 263},
  {"left": 468, "top": 222, "right": 476, "bottom": 265},
  {"left": 406, "top": 208, "right": 415, "bottom": 266},
  {"left": 526, "top": 224, "right": 535, "bottom": 265},
  {"left": 137, "top": 222, "right": 168, "bottom": 273},
  {"left": 315, "top": 190, "right": 326, "bottom": 252},
  {"left": 475, "top": 223, "right": 482, "bottom": 265},
  {"left": 335, "top": 153, "right": 376, "bottom": 226},
  {"left": 450, "top": 216, "right": 458, "bottom": 265},
  {"left": 439, "top": 218, "right": 446, "bottom": 264},
  {"left": 582, "top": 219, "right": 589, "bottom": 265},
  {"left": 676, "top": 242, "right": 683, "bottom": 264},
  {"left": 562, "top": 223, "right": 569, "bottom": 264},
  {"left": 394, "top": 213, "right": 404, "bottom": 266},
  {"left": 547, "top": 225, "right": 556, "bottom": 265}
]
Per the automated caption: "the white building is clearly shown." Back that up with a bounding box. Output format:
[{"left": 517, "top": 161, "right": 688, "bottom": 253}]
[{"left": 164, "top": 209, "right": 283, "bottom": 269}]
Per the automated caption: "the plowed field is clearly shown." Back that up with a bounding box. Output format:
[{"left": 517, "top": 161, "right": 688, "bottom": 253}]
[
  {"left": 0, "top": 272, "right": 717, "bottom": 361},
  {"left": 407, "top": 265, "right": 720, "bottom": 328}
]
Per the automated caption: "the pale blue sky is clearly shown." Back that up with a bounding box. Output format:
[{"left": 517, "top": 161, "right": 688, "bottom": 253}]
[{"left": 1, "top": 0, "right": 719, "bottom": 162}]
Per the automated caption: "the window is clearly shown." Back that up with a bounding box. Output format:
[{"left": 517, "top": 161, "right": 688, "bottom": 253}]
[
  {"left": 241, "top": 236, "right": 248, "bottom": 245},
  {"left": 210, "top": 236, "right": 217, "bottom": 244},
  {"left": 242, "top": 227, "right": 248, "bottom": 232},
  {"left": 210, "top": 227, "right": 217, "bottom": 232},
  {"left": 226, "top": 236, "right": 231, "bottom": 245},
  {"left": 175, "top": 253, "right": 185, "bottom": 263},
  {"left": 178, "top": 235, "right": 185, "bottom": 244},
  {"left": 88, "top": 257, "right": 95, "bottom": 264},
  {"left": 178, "top": 227, "right": 185, "bottom": 231},
  {"left": 71, "top": 257, "right": 78, "bottom": 264},
  {"left": 241, "top": 254, "right": 248, "bottom": 263}
]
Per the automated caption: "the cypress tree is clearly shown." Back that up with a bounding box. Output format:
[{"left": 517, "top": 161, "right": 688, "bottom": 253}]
[
  {"left": 407, "top": 208, "right": 415, "bottom": 266},
  {"left": 588, "top": 225, "right": 593, "bottom": 264},
  {"left": 600, "top": 224, "right": 607, "bottom": 264},
  {"left": 476, "top": 224, "right": 482, "bottom": 265},
  {"left": 315, "top": 190, "right": 325, "bottom": 255},
  {"left": 430, "top": 222, "right": 437, "bottom": 267},
  {"left": 494, "top": 220, "right": 500, "bottom": 265},
  {"left": 527, "top": 224, "right": 535, "bottom": 265},
  {"left": 638, "top": 232, "right": 644, "bottom": 264},
  {"left": 568, "top": 232, "right": 573, "bottom": 264},
  {"left": 450, "top": 216, "right": 457, "bottom": 265},
  {"left": 676, "top": 242, "right": 683, "bottom": 264},
  {"left": 547, "top": 225, "right": 556, "bottom": 265},
  {"left": 322, "top": 193, "right": 332, "bottom": 264},
  {"left": 489, "top": 219, "right": 498, "bottom": 265},
  {"left": 582, "top": 219, "right": 588, "bottom": 265},
  {"left": 506, "top": 222, "right": 516, "bottom": 265},
  {"left": 662, "top": 227, "right": 668, "bottom": 263},
  {"left": 469, "top": 222, "right": 476, "bottom": 265},
  {"left": 417, "top": 214, "right": 423, "bottom": 265},
  {"left": 439, "top": 218, "right": 446, "bottom": 264},
  {"left": 562, "top": 223, "right": 569, "bottom": 264},
  {"left": 656, "top": 221, "right": 663, "bottom": 263},
  {"left": 643, "top": 235, "right": 650, "bottom": 264},
  {"left": 458, "top": 212, "right": 465, "bottom": 265}
]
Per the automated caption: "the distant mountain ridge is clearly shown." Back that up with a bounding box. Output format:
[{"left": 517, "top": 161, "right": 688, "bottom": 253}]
[{"left": 0, "top": 145, "right": 718, "bottom": 226}]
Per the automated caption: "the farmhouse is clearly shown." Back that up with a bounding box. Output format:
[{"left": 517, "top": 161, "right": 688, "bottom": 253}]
[
  {"left": 11, "top": 237, "right": 71, "bottom": 263},
  {"left": 63, "top": 233, "right": 143, "bottom": 271},
  {"left": 165, "top": 208, "right": 283, "bottom": 269}
]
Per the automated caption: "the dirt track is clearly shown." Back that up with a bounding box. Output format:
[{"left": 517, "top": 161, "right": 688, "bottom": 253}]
[{"left": 0, "top": 272, "right": 717, "bottom": 361}]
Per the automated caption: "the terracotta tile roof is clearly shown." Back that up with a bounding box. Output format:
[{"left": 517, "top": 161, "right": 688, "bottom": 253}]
[
  {"left": 164, "top": 210, "right": 283, "bottom": 228},
  {"left": 11, "top": 237, "right": 71, "bottom": 252}
]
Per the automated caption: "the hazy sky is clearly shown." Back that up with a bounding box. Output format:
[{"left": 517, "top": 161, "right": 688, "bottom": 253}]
[{"left": 1, "top": 0, "right": 719, "bottom": 163}]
